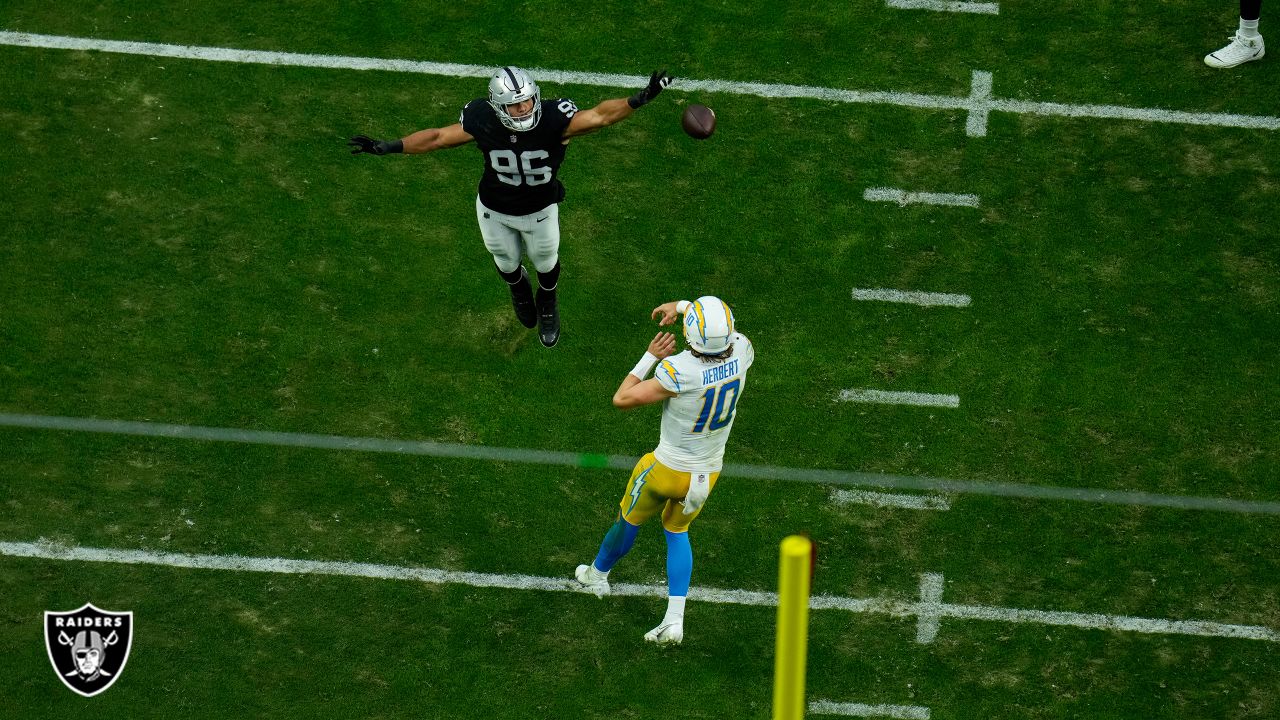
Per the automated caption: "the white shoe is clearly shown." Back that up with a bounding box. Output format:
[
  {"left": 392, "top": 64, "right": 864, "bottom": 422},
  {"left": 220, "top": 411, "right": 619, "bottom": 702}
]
[
  {"left": 573, "top": 564, "right": 611, "bottom": 597},
  {"left": 644, "top": 620, "right": 684, "bottom": 645},
  {"left": 1205, "top": 31, "right": 1265, "bottom": 68}
]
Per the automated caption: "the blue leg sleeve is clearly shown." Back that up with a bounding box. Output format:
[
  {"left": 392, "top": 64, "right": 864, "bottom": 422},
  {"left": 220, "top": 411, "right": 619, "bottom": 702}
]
[
  {"left": 664, "top": 530, "right": 693, "bottom": 597},
  {"left": 593, "top": 518, "right": 640, "bottom": 572}
]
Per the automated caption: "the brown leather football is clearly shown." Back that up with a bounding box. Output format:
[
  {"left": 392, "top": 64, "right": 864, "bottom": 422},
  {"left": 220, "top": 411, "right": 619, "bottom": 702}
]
[{"left": 681, "top": 104, "right": 716, "bottom": 140}]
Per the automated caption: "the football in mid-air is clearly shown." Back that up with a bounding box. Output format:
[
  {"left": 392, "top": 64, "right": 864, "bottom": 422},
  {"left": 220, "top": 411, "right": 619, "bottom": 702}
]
[{"left": 681, "top": 104, "right": 716, "bottom": 140}]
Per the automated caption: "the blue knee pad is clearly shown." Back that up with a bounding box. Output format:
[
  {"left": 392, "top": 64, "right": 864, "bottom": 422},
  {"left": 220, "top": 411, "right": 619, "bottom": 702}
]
[{"left": 664, "top": 530, "right": 693, "bottom": 597}]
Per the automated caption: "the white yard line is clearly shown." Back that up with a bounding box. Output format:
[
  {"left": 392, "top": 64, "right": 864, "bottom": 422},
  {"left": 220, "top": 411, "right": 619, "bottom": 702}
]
[
  {"left": 851, "top": 288, "right": 972, "bottom": 307},
  {"left": 838, "top": 389, "right": 961, "bottom": 408},
  {"left": 1, "top": 31, "right": 1277, "bottom": 136},
  {"left": 810, "top": 700, "right": 931, "bottom": 719},
  {"left": 887, "top": 0, "right": 998, "bottom": 15},
  {"left": 863, "top": 187, "right": 981, "bottom": 208},
  {"left": 831, "top": 488, "right": 952, "bottom": 511},
  {"left": 2, "top": 541, "right": 1276, "bottom": 644}
]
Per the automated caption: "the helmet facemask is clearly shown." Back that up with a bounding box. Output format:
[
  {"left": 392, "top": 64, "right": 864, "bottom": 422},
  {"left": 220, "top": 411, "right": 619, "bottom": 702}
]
[{"left": 488, "top": 66, "right": 542, "bottom": 132}]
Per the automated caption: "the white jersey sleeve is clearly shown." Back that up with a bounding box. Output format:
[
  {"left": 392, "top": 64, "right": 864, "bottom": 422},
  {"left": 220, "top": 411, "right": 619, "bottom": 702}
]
[{"left": 653, "top": 333, "right": 753, "bottom": 472}]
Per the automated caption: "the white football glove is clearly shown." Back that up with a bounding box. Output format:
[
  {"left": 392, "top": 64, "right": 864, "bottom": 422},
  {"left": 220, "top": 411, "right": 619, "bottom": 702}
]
[{"left": 681, "top": 472, "right": 711, "bottom": 515}]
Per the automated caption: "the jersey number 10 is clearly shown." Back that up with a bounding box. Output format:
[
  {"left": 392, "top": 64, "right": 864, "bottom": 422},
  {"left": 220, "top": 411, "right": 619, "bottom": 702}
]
[{"left": 692, "top": 378, "right": 741, "bottom": 433}]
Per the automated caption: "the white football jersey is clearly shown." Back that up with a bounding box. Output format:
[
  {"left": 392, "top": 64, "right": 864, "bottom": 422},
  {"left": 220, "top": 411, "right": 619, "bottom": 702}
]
[{"left": 652, "top": 332, "right": 754, "bottom": 471}]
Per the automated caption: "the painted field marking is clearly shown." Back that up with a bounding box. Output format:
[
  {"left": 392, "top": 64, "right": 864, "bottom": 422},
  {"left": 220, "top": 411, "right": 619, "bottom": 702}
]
[
  {"left": 966, "top": 70, "right": 993, "bottom": 136},
  {"left": 838, "top": 389, "right": 961, "bottom": 408},
  {"left": 916, "top": 573, "right": 946, "bottom": 643},
  {"left": 810, "top": 699, "right": 931, "bottom": 719},
  {"left": 863, "top": 187, "right": 980, "bottom": 208},
  {"left": 887, "top": 0, "right": 998, "bottom": 15},
  {"left": 6, "top": 412, "right": 1280, "bottom": 515},
  {"left": 831, "top": 488, "right": 952, "bottom": 511},
  {"left": 2, "top": 540, "right": 1276, "bottom": 644},
  {"left": 1, "top": 31, "right": 1278, "bottom": 136},
  {"left": 851, "top": 288, "right": 972, "bottom": 307}
]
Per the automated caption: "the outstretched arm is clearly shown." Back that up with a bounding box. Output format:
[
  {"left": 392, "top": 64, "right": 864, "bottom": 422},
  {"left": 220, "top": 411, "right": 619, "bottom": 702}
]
[
  {"left": 349, "top": 123, "right": 474, "bottom": 155},
  {"left": 565, "top": 69, "right": 674, "bottom": 138},
  {"left": 402, "top": 123, "right": 474, "bottom": 153}
]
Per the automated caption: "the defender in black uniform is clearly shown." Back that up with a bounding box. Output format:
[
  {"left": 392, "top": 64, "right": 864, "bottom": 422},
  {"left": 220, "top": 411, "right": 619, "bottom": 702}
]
[{"left": 350, "top": 67, "right": 674, "bottom": 348}]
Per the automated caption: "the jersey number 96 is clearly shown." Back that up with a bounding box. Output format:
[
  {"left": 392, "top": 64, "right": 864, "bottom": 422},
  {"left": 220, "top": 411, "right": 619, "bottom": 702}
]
[{"left": 489, "top": 149, "right": 552, "bottom": 187}]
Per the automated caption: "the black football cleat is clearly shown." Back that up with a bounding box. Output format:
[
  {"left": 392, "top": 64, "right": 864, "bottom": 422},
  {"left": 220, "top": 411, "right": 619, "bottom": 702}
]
[
  {"left": 537, "top": 293, "right": 560, "bottom": 348},
  {"left": 509, "top": 280, "right": 536, "bottom": 329}
]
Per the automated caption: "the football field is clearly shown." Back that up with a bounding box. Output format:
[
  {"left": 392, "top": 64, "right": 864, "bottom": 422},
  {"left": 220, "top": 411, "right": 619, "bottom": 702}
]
[{"left": 2, "top": 1, "right": 1278, "bottom": 717}]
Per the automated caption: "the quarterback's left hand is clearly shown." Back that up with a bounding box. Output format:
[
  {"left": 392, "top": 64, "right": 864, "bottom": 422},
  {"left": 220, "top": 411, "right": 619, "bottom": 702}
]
[
  {"left": 628, "top": 69, "right": 674, "bottom": 109},
  {"left": 651, "top": 301, "right": 680, "bottom": 326}
]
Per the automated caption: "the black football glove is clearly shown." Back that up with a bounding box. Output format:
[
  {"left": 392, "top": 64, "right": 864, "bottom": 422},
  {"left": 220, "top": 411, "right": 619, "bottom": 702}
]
[
  {"left": 627, "top": 69, "right": 674, "bottom": 109},
  {"left": 347, "top": 135, "right": 403, "bottom": 155}
]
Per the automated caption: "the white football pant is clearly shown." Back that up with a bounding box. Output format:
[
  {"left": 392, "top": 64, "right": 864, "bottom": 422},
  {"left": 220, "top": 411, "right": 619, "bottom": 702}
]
[{"left": 475, "top": 196, "right": 560, "bottom": 275}]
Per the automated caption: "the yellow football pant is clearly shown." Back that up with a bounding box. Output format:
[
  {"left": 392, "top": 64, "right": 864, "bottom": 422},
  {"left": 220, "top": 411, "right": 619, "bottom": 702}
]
[{"left": 618, "top": 453, "right": 720, "bottom": 533}]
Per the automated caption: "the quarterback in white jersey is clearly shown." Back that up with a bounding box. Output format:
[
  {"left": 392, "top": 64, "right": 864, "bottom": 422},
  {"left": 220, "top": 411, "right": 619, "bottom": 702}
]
[
  {"left": 572, "top": 296, "right": 753, "bottom": 645},
  {"left": 653, "top": 323, "right": 753, "bottom": 473}
]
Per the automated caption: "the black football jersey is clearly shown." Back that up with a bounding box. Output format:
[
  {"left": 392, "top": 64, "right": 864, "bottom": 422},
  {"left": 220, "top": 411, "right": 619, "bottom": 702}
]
[{"left": 460, "top": 97, "right": 578, "bottom": 216}]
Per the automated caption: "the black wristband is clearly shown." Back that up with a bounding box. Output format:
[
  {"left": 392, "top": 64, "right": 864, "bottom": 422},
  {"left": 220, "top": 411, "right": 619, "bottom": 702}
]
[
  {"left": 379, "top": 139, "right": 404, "bottom": 154},
  {"left": 627, "top": 93, "right": 646, "bottom": 110}
]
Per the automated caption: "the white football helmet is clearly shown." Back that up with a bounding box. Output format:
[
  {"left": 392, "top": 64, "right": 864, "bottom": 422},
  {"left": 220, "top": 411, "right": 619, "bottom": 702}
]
[
  {"left": 683, "top": 296, "right": 735, "bottom": 355},
  {"left": 487, "top": 66, "right": 542, "bottom": 132}
]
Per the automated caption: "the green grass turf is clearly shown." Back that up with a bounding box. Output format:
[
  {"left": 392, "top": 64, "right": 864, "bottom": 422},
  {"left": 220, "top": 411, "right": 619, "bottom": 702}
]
[{"left": 2, "top": 1, "right": 1279, "bottom": 717}]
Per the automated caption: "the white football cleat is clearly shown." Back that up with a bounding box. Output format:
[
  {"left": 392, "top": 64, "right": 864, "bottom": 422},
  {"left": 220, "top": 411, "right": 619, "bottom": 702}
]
[
  {"left": 644, "top": 621, "right": 684, "bottom": 645},
  {"left": 574, "top": 564, "right": 611, "bottom": 597},
  {"left": 1205, "top": 31, "right": 1265, "bottom": 68}
]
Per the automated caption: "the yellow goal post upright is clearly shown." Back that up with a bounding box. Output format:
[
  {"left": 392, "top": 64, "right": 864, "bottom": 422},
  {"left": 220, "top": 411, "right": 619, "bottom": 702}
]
[{"left": 772, "top": 534, "right": 813, "bottom": 720}]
